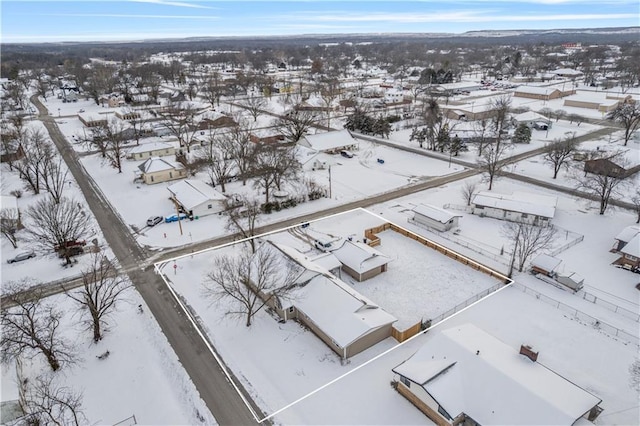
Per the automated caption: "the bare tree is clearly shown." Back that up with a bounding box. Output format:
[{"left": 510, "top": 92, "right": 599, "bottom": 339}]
[
  {"left": 273, "top": 108, "right": 318, "bottom": 142},
  {"left": 502, "top": 222, "right": 557, "bottom": 274},
  {"left": 574, "top": 155, "right": 628, "bottom": 215},
  {"left": 544, "top": 132, "right": 579, "bottom": 179},
  {"left": 240, "top": 94, "right": 267, "bottom": 122},
  {"left": 606, "top": 102, "right": 640, "bottom": 146},
  {"left": 201, "top": 72, "right": 223, "bottom": 108},
  {"left": 473, "top": 118, "right": 490, "bottom": 156},
  {"left": 631, "top": 188, "right": 640, "bottom": 224},
  {"left": 225, "top": 196, "right": 261, "bottom": 253},
  {"left": 14, "top": 129, "right": 51, "bottom": 195},
  {"left": 41, "top": 154, "right": 69, "bottom": 203},
  {"left": 460, "top": 180, "right": 478, "bottom": 206},
  {"left": 318, "top": 78, "right": 341, "bottom": 128},
  {"left": 1, "top": 207, "right": 20, "bottom": 248},
  {"left": 1, "top": 283, "right": 75, "bottom": 371},
  {"left": 479, "top": 141, "right": 511, "bottom": 190},
  {"left": 157, "top": 100, "right": 201, "bottom": 153},
  {"left": 202, "top": 242, "right": 299, "bottom": 327},
  {"left": 26, "top": 197, "right": 91, "bottom": 265},
  {"left": 629, "top": 358, "right": 640, "bottom": 392},
  {"left": 203, "top": 132, "right": 235, "bottom": 192},
  {"left": 64, "top": 252, "right": 130, "bottom": 343},
  {"left": 489, "top": 95, "right": 511, "bottom": 149},
  {"left": 226, "top": 125, "right": 256, "bottom": 186},
  {"left": 22, "top": 374, "right": 87, "bottom": 426}
]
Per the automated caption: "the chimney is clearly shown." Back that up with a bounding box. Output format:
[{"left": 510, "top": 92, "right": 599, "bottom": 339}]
[{"left": 520, "top": 344, "right": 538, "bottom": 362}]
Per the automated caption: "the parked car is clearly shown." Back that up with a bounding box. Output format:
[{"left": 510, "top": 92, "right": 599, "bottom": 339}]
[
  {"left": 7, "top": 250, "right": 36, "bottom": 264},
  {"left": 147, "top": 216, "right": 163, "bottom": 227},
  {"left": 340, "top": 150, "right": 354, "bottom": 158},
  {"left": 314, "top": 239, "right": 333, "bottom": 252},
  {"left": 165, "top": 213, "right": 188, "bottom": 223}
]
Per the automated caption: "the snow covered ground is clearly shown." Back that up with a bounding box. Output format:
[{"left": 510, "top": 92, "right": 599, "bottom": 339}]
[
  {"left": 0, "top": 289, "right": 215, "bottom": 425},
  {"left": 157, "top": 208, "right": 638, "bottom": 425}
]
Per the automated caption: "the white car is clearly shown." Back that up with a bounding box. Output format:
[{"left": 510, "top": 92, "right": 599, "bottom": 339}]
[{"left": 7, "top": 250, "right": 36, "bottom": 264}]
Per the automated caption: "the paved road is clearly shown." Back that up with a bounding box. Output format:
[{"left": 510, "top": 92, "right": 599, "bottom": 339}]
[{"left": 30, "top": 96, "right": 261, "bottom": 426}]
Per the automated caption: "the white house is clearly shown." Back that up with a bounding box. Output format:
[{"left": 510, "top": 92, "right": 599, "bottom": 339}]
[
  {"left": 512, "top": 111, "right": 553, "bottom": 129},
  {"left": 471, "top": 190, "right": 557, "bottom": 226},
  {"left": 167, "top": 179, "right": 227, "bottom": 218},
  {"left": 332, "top": 240, "right": 392, "bottom": 282},
  {"left": 392, "top": 324, "right": 602, "bottom": 425},
  {"left": 411, "top": 204, "right": 461, "bottom": 232},
  {"left": 135, "top": 157, "right": 186, "bottom": 185},
  {"left": 127, "top": 141, "right": 176, "bottom": 160},
  {"left": 298, "top": 129, "right": 358, "bottom": 154}
]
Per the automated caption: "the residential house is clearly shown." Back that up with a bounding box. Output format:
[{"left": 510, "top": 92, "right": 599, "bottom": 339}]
[
  {"left": 99, "top": 94, "right": 126, "bottom": 108},
  {"left": 511, "top": 111, "right": 553, "bottom": 130},
  {"left": 584, "top": 157, "right": 640, "bottom": 179},
  {"left": 256, "top": 241, "right": 397, "bottom": 360},
  {"left": 127, "top": 141, "right": 176, "bottom": 160},
  {"left": 0, "top": 139, "right": 24, "bottom": 164},
  {"left": 392, "top": 324, "right": 602, "bottom": 425},
  {"left": 611, "top": 225, "right": 640, "bottom": 271},
  {"left": 563, "top": 92, "right": 633, "bottom": 113},
  {"left": 411, "top": 204, "right": 461, "bottom": 232},
  {"left": 135, "top": 157, "right": 185, "bottom": 185},
  {"left": 513, "top": 86, "right": 574, "bottom": 101},
  {"left": 114, "top": 108, "right": 141, "bottom": 121},
  {"left": 332, "top": 240, "right": 392, "bottom": 282},
  {"left": 78, "top": 113, "right": 107, "bottom": 128},
  {"left": 471, "top": 190, "right": 557, "bottom": 226},
  {"left": 167, "top": 179, "right": 227, "bottom": 218},
  {"left": 298, "top": 129, "right": 358, "bottom": 154}
]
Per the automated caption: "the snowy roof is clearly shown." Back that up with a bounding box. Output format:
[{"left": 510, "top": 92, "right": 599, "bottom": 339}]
[
  {"left": 393, "top": 324, "right": 601, "bottom": 425},
  {"left": 557, "top": 271, "right": 584, "bottom": 285},
  {"left": 257, "top": 242, "right": 397, "bottom": 348},
  {"left": 614, "top": 225, "right": 640, "bottom": 243},
  {"left": 128, "top": 141, "right": 174, "bottom": 155},
  {"left": 300, "top": 129, "right": 356, "bottom": 152},
  {"left": 137, "top": 157, "right": 184, "bottom": 174},
  {"left": 309, "top": 252, "right": 342, "bottom": 272},
  {"left": 295, "top": 274, "right": 397, "bottom": 348},
  {"left": 78, "top": 112, "right": 107, "bottom": 123},
  {"left": 552, "top": 68, "right": 583, "bottom": 76},
  {"left": 412, "top": 204, "right": 461, "bottom": 224},
  {"left": 0, "top": 195, "right": 18, "bottom": 211},
  {"left": 620, "top": 234, "right": 640, "bottom": 258},
  {"left": 513, "top": 111, "right": 551, "bottom": 123},
  {"left": 332, "top": 240, "right": 392, "bottom": 274},
  {"left": 514, "top": 86, "right": 560, "bottom": 95},
  {"left": 167, "top": 179, "right": 226, "bottom": 211},
  {"left": 472, "top": 190, "right": 557, "bottom": 219},
  {"left": 531, "top": 254, "right": 562, "bottom": 273}
]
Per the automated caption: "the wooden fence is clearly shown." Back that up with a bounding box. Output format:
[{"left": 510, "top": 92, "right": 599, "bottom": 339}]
[{"left": 391, "top": 321, "right": 423, "bottom": 342}]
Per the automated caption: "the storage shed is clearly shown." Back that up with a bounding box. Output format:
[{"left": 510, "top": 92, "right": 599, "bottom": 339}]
[{"left": 411, "top": 204, "right": 461, "bottom": 232}]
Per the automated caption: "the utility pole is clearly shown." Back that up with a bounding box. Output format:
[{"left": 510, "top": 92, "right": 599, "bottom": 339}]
[{"left": 328, "top": 165, "right": 332, "bottom": 199}]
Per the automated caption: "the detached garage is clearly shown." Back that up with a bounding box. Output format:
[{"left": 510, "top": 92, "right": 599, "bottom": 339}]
[
  {"left": 332, "top": 240, "right": 392, "bottom": 282},
  {"left": 167, "top": 179, "right": 227, "bottom": 218}
]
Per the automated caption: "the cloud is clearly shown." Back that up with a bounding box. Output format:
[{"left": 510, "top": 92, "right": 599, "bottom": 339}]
[
  {"left": 131, "top": 0, "right": 216, "bottom": 9},
  {"left": 44, "top": 13, "right": 219, "bottom": 20},
  {"left": 282, "top": 10, "right": 638, "bottom": 24}
]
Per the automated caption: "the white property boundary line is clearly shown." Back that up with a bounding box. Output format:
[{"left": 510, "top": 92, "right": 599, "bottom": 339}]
[{"left": 153, "top": 207, "right": 513, "bottom": 424}]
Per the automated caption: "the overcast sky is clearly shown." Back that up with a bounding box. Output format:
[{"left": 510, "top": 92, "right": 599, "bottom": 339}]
[{"left": 2, "top": 0, "right": 639, "bottom": 43}]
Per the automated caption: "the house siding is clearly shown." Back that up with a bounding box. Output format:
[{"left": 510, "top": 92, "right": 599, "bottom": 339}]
[
  {"left": 395, "top": 381, "right": 452, "bottom": 426},
  {"left": 142, "top": 169, "right": 185, "bottom": 185},
  {"left": 340, "top": 263, "right": 386, "bottom": 282},
  {"left": 413, "top": 214, "right": 458, "bottom": 232},
  {"left": 345, "top": 323, "right": 393, "bottom": 358}
]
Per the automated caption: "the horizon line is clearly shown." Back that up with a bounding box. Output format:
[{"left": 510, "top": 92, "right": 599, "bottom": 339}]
[{"left": 2, "top": 25, "right": 639, "bottom": 45}]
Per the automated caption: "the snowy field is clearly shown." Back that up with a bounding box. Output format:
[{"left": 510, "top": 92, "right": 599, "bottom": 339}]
[{"left": 0, "top": 288, "right": 215, "bottom": 425}]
